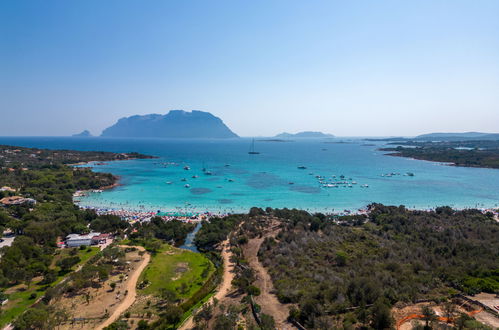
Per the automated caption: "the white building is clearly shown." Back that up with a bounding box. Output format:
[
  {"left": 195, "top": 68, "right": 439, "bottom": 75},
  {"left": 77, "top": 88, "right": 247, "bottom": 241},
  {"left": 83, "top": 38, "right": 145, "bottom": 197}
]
[{"left": 65, "top": 232, "right": 101, "bottom": 247}]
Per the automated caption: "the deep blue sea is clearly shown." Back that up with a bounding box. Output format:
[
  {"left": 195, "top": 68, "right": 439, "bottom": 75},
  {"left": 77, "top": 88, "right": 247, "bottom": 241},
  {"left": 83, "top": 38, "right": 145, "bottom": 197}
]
[{"left": 1, "top": 137, "right": 499, "bottom": 213}]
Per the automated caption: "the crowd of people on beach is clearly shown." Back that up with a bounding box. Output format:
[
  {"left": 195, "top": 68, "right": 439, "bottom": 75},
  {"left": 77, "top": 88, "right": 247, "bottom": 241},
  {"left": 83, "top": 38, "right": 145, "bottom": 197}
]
[{"left": 78, "top": 205, "right": 225, "bottom": 223}]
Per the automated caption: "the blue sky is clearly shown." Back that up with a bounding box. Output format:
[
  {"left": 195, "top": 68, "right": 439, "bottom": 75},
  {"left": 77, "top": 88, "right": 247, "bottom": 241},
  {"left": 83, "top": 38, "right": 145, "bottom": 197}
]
[{"left": 1, "top": 0, "right": 498, "bottom": 137}]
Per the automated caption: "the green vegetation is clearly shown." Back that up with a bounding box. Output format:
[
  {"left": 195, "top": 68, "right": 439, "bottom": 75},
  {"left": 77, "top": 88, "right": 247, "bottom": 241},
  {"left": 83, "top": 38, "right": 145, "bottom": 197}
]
[
  {"left": 257, "top": 205, "right": 499, "bottom": 329},
  {"left": 381, "top": 140, "right": 499, "bottom": 169},
  {"left": 138, "top": 244, "right": 214, "bottom": 299},
  {"left": 194, "top": 214, "right": 245, "bottom": 251},
  {"left": 0, "top": 247, "right": 99, "bottom": 327},
  {"left": 133, "top": 243, "right": 217, "bottom": 329},
  {"left": 0, "top": 145, "right": 152, "bottom": 327},
  {"left": 129, "top": 217, "right": 195, "bottom": 247}
]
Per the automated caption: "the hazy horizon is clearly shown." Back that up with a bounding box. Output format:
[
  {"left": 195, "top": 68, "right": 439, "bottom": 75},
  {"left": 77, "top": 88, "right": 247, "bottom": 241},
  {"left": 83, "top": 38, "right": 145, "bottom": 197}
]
[{"left": 1, "top": 1, "right": 498, "bottom": 137}]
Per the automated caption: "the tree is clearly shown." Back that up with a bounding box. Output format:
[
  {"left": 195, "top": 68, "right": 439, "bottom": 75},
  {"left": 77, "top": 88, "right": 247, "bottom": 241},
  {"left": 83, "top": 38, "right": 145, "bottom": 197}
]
[
  {"left": 159, "top": 288, "right": 177, "bottom": 303},
  {"left": 421, "top": 306, "right": 437, "bottom": 329},
  {"left": 246, "top": 285, "right": 261, "bottom": 296},
  {"left": 14, "top": 307, "right": 49, "bottom": 330},
  {"left": 137, "top": 320, "right": 149, "bottom": 330},
  {"left": 57, "top": 256, "right": 81, "bottom": 272},
  {"left": 194, "top": 303, "right": 213, "bottom": 322},
  {"left": 370, "top": 299, "right": 393, "bottom": 330},
  {"left": 260, "top": 314, "right": 275, "bottom": 330},
  {"left": 443, "top": 301, "right": 456, "bottom": 322},
  {"left": 163, "top": 305, "right": 183, "bottom": 324}
]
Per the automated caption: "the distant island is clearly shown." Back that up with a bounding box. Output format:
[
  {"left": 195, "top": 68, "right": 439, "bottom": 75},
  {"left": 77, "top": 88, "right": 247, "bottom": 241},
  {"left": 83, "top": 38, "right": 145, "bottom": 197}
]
[
  {"left": 415, "top": 132, "right": 499, "bottom": 141},
  {"left": 274, "top": 131, "right": 334, "bottom": 139},
  {"left": 101, "top": 110, "right": 238, "bottom": 139},
  {"left": 366, "top": 131, "right": 499, "bottom": 142},
  {"left": 72, "top": 130, "right": 93, "bottom": 137}
]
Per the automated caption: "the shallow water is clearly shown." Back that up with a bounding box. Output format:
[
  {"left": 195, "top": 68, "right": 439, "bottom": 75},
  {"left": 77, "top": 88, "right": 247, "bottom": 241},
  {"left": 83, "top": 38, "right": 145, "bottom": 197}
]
[{"left": 1, "top": 137, "right": 499, "bottom": 213}]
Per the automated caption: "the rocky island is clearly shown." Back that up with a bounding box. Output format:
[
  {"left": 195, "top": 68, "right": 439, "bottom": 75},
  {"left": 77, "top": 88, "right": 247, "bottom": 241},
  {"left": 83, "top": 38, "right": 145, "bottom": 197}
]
[
  {"left": 274, "top": 131, "right": 335, "bottom": 139},
  {"left": 101, "top": 110, "right": 238, "bottom": 139}
]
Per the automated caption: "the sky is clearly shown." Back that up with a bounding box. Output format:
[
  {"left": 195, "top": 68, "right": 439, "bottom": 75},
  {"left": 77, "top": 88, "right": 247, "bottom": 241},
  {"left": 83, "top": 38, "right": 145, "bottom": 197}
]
[{"left": 1, "top": 0, "right": 498, "bottom": 137}]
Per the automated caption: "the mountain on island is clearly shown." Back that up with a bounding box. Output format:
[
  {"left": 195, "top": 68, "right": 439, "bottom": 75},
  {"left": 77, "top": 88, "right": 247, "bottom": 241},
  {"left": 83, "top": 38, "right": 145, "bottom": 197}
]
[
  {"left": 72, "top": 130, "right": 93, "bottom": 137},
  {"left": 416, "top": 132, "right": 499, "bottom": 141},
  {"left": 101, "top": 110, "right": 238, "bottom": 139},
  {"left": 275, "top": 131, "right": 335, "bottom": 139}
]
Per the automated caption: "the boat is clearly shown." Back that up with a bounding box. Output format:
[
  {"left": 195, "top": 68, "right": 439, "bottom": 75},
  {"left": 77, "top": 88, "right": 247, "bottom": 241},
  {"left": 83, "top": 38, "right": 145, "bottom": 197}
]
[
  {"left": 183, "top": 166, "right": 190, "bottom": 170},
  {"left": 184, "top": 184, "right": 190, "bottom": 188},
  {"left": 288, "top": 182, "right": 294, "bottom": 185},
  {"left": 297, "top": 166, "right": 307, "bottom": 169},
  {"left": 228, "top": 179, "right": 234, "bottom": 182},
  {"left": 181, "top": 178, "right": 187, "bottom": 182},
  {"left": 192, "top": 175, "right": 198, "bottom": 178},
  {"left": 205, "top": 171, "right": 213, "bottom": 176},
  {"left": 248, "top": 138, "right": 260, "bottom": 154},
  {"left": 166, "top": 181, "right": 173, "bottom": 184},
  {"left": 406, "top": 172, "right": 415, "bottom": 177}
]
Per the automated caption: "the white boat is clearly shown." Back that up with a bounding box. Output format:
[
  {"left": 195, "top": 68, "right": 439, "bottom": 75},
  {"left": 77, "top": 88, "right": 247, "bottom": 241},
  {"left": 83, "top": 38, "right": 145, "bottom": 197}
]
[
  {"left": 184, "top": 184, "right": 190, "bottom": 188},
  {"left": 166, "top": 181, "right": 173, "bottom": 184}
]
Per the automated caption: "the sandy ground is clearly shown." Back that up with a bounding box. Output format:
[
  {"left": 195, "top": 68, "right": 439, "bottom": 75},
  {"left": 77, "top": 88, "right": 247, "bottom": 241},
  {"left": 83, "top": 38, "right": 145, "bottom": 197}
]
[
  {"left": 96, "top": 246, "right": 150, "bottom": 329},
  {"left": 244, "top": 228, "right": 295, "bottom": 330},
  {"left": 179, "top": 237, "right": 236, "bottom": 330},
  {"left": 50, "top": 246, "right": 149, "bottom": 330},
  {"left": 393, "top": 299, "right": 499, "bottom": 330},
  {"left": 465, "top": 293, "right": 499, "bottom": 328}
]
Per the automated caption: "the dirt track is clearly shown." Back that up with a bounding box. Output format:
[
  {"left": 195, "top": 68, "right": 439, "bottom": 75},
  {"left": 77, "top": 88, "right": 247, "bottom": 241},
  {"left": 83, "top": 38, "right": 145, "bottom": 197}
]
[
  {"left": 179, "top": 238, "right": 235, "bottom": 330},
  {"left": 244, "top": 227, "right": 295, "bottom": 330},
  {"left": 96, "top": 246, "right": 150, "bottom": 330}
]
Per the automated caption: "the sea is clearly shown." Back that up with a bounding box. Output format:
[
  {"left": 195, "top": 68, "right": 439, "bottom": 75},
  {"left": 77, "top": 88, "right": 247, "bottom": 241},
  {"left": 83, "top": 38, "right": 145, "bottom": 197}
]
[{"left": 1, "top": 137, "right": 499, "bottom": 214}]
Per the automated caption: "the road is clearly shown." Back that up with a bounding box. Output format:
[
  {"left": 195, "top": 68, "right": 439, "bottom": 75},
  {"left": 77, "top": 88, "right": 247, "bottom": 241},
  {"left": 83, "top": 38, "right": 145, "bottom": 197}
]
[
  {"left": 178, "top": 237, "right": 235, "bottom": 330},
  {"left": 244, "top": 226, "right": 295, "bottom": 330},
  {"left": 96, "top": 246, "right": 150, "bottom": 330}
]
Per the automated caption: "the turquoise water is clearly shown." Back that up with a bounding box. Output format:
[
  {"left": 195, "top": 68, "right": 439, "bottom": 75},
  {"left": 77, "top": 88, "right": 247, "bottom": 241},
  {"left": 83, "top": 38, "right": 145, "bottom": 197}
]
[{"left": 1, "top": 137, "right": 499, "bottom": 213}]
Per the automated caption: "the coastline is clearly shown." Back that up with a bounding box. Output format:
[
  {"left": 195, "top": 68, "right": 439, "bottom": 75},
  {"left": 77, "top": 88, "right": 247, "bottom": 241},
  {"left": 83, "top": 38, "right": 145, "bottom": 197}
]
[
  {"left": 73, "top": 158, "right": 499, "bottom": 217},
  {"left": 381, "top": 150, "right": 499, "bottom": 170},
  {"left": 74, "top": 198, "right": 499, "bottom": 219}
]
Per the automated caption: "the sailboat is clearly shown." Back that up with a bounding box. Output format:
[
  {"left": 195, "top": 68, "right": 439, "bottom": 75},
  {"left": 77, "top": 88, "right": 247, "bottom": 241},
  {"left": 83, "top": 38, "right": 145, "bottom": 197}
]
[{"left": 248, "top": 138, "right": 260, "bottom": 154}]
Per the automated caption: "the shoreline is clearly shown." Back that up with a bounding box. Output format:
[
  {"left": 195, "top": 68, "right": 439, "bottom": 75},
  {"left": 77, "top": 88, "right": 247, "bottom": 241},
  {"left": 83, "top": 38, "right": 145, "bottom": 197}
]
[
  {"left": 74, "top": 200, "right": 499, "bottom": 219},
  {"left": 69, "top": 148, "right": 499, "bottom": 219},
  {"left": 382, "top": 151, "right": 499, "bottom": 170}
]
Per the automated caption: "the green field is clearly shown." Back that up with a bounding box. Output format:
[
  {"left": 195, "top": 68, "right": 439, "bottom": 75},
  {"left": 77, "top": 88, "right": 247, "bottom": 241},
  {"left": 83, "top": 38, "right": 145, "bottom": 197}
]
[
  {"left": 0, "top": 247, "right": 100, "bottom": 327},
  {"left": 138, "top": 244, "right": 214, "bottom": 299}
]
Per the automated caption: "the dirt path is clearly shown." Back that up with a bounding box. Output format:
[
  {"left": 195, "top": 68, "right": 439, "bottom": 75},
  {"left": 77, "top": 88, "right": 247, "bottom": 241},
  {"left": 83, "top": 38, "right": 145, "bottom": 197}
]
[
  {"left": 245, "top": 228, "right": 295, "bottom": 330},
  {"left": 179, "top": 237, "right": 236, "bottom": 330},
  {"left": 96, "top": 246, "right": 150, "bottom": 330}
]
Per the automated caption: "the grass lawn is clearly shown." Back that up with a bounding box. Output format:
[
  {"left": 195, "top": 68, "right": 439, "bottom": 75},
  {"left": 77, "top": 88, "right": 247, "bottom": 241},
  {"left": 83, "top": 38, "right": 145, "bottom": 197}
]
[
  {"left": 0, "top": 247, "right": 100, "bottom": 327},
  {"left": 138, "top": 244, "right": 214, "bottom": 300}
]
